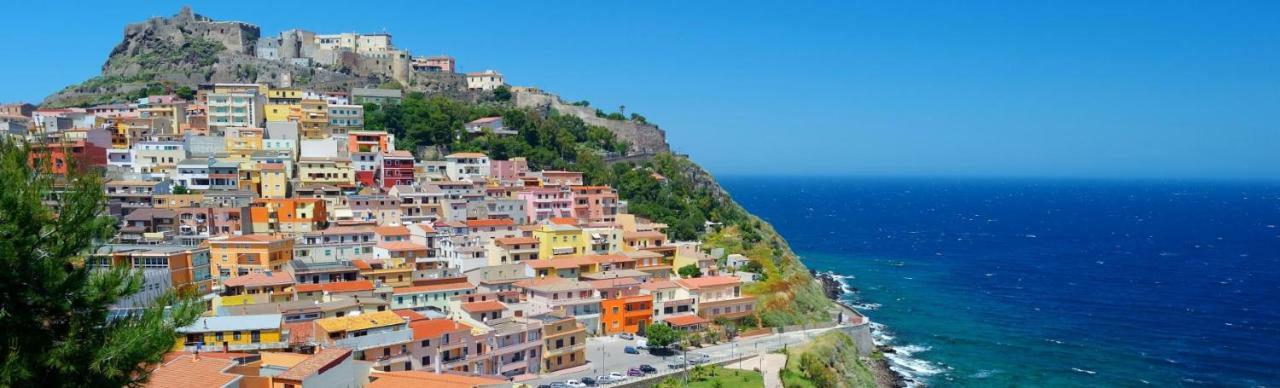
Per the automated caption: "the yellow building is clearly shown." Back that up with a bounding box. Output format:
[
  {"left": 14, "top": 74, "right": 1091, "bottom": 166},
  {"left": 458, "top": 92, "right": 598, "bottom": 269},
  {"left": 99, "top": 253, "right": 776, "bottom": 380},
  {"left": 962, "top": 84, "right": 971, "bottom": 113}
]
[
  {"left": 208, "top": 234, "right": 295, "bottom": 285},
  {"left": 174, "top": 313, "right": 287, "bottom": 352},
  {"left": 298, "top": 157, "right": 355, "bottom": 186},
  {"left": 264, "top": 103, "right": 302, "bottom": 122},
  {"left": 300, "top": 99, "right": 329, "bottom": 139},
  {"left": 267, "top": 87, "right": 303, "bottom": 104},
  {"left": 533, "top": 224, "right": 589, "bottom": 259},
  {"left": 260, "top": 163, "right": 289, "bottom": 198},
  {"left": 225, "top": 127, "right": 264, "bottom": 159}
]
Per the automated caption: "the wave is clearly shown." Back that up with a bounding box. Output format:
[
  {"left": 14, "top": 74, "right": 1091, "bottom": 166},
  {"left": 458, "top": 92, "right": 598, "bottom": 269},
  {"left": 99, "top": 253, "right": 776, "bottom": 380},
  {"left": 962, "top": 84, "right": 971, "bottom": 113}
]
[
  {"left": 1072, "top": 367, "right": 1097, "bottom": 375},
  {"left": 970, "top": 369, "right": 1000, "bottom": 379}
]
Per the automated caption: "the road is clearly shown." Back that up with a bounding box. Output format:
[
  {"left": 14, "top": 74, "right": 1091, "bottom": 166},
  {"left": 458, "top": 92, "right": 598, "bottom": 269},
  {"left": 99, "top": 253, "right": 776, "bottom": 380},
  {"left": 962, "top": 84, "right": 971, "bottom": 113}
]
[{"left": 527, "top": 324, "right": 846, "bottom": 386}]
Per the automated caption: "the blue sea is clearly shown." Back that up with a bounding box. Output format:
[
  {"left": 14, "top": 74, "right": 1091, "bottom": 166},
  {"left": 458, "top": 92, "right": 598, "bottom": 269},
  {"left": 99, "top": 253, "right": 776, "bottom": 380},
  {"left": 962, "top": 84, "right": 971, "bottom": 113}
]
[{"left": 719, "top": 177, "right": 1280, "bottom": 387}]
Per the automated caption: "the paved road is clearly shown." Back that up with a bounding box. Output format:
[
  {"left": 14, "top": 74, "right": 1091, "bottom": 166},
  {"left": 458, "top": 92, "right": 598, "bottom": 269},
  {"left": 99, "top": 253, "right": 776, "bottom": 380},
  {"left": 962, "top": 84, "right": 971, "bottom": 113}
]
[{"left": 528, "top": 325, "right": 845, "bottom": 386}]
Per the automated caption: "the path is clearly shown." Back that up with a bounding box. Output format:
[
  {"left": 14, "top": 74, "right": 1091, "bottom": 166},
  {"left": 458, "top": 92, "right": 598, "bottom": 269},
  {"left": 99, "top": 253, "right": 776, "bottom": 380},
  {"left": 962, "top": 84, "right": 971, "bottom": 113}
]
[{"left": 727, "top": 353, "right": 786, "bottom": 388}]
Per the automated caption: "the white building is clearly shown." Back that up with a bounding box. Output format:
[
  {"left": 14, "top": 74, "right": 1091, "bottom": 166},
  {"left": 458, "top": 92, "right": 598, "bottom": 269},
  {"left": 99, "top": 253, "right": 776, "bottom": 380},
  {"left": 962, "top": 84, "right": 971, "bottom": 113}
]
[
  {"left": 466, "top": 70, "right": 505, "bottom": 91},
  {"left": 444, "top": 152, "right": 491, "bottom": 182},
  {"left": 206, "top": 92, "right": 264, "bottom": 130}
]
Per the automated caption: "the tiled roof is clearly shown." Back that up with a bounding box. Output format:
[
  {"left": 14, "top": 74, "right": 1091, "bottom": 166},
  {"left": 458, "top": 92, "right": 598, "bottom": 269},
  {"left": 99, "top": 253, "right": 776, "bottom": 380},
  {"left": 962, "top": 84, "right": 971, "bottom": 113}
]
[
  {"left": 368, "top": 370, "right": 504, "bottom": 388},
  {"left": 640, "top": 279, "right": 679, "bottom": 291},
  {"left": 663, "top": 314, "right": 709, "bottom": 327},
  {"left": 675, "top": 276, "right": 741, "bottom": 290},
  {"left": 465, "top": 218, "right": 514, "bottom": 228},
  {"left": 410, "top": 318, "right": 471, "bottom": 341},
  {"left": 513, "top": 277, "right": 591, "bottom": 292},
  {"left": 283, "top": 321, "right": 315, "bottom": 344},
  {"left": 144, "top": 354, "right": 240, "bottom": 388},
  {"left": 178, "top": 314, "right": 282, "bottom": 333},
  {"left": 373, "top": 226, "right": 410, "bottom": 236},
  {"left": 221, "top": 271, "right": 294, "bottom": 288},
  {"left": 460, "top": 300, "right": 505, "bottom": 313},
  {"left": 314, "top": 311, "right": 404, "bottom": 333},
  {"left": 445, "top": 152, "right": 487, "bottom": 158},
  {"left": 393, "top": 309, "right": 428, "bottom": 322},
  {"left": 274, "top": 348, "right": 352, "bottom": 382},
  {"left": 295, "top": 280, "right": 375, "bottom": 294}
]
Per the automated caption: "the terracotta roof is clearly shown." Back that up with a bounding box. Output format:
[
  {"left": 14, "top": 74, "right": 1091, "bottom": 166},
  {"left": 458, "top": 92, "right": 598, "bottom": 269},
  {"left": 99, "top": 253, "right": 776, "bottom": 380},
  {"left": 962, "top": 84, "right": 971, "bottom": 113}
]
[
  {"left": 221, "top": 271, "right": 294, "bottom": 288},
  {"left": 408, "top": 223, "right": 436, "bottom": 234},
  {"left": 513, "top": 277, "right": 590, "bottom": 292},
  {"left": 494, "top": 237, "right": 538, "bottom": 245},
  {"left": 640, "top": 279, "right": 679, "bottom": 291},
  {"left": 373, "top": 226, "right": 411, "bottom": 236},
  {"left": 283, "top": 321, "right": 315, "bottom": 344},
  {"left": 460, "top": 300, "right": 505, "bottom": 313},
  {"left": 624, "top": 231, "right": 666, "bottom": 240},
  {"left": 465, "top": 218, "right": 514, "bottom": 228},
  {"left": 446, "top": 152, "right": 487, "bottom": 158},
  {"left": 393, "top": 281, "right": 475, "bottom": 295},
  {"left": 675, "top": 276, "right": 742, "bottom": 290},
  {"left": 410, "top": 318, "right": 471, "bottom": 341},
  {"left": 393, "top": 309, "right": 428, "bottom": 322},
  {"left": 144, "top": 354, "right": 240, "bottom": 388},
  {"left": 382, "top": 150, "right": 414, "bottom": 158},
  {"left": 467, "top": 116, "right": 502, "bottom": 125},
  {"left": 548, "top": 217, "right": 577, "bottom": 226},
  {"left": 295, "top": 280, "right": 375, "bottom": 293},
  {"left": 315, "top": 311, "right": 404, "bottom": 333},
  {"left": 663, "top": 314, "right": 709, "bottom": 327},
  {"left": 368, "top": 370, "right": 504, "bottom": 388},
  {"left": 352, "top": 259, "right": 372, "bottom": 270},
  {"left": 274, "top": 348, "right": 353, "bottom": 382},
  {"left": 211, "top": 234, "right": 289, "bottom": 243},
  {"left": 377, "top": 241, "right": 427, "bottom": 252},
  {"left": 527, "top": 256, "right": 595, "bottom": 269},
  {"left": 588, "top": 277, "right": 641, "bottom": 289}
]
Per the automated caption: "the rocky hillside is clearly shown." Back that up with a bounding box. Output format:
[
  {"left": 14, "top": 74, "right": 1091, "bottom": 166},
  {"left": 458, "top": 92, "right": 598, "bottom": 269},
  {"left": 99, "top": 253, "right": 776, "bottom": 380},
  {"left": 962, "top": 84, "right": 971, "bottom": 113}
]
[
  {"left": 514, "top": 89, "right": 669, "bottom": 155},
  {"left": 41, "top": 7, "right": 477, "bottom": 108}
]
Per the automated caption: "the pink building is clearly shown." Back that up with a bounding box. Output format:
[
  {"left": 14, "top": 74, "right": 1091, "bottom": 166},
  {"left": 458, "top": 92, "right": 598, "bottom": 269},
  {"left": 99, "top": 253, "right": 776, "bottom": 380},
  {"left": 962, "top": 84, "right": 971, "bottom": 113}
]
[
  {"left": 517, "top": 186, "right": 574, "bottom": 222},
  {"left": 490, "top": 157, "right": 529, "bottom": 181},
  {"left": 540, "top": 170, "right": 583, "bottom": 186},
  {"left": 571, "top": 185, "right": 620, "bottom": 224}
]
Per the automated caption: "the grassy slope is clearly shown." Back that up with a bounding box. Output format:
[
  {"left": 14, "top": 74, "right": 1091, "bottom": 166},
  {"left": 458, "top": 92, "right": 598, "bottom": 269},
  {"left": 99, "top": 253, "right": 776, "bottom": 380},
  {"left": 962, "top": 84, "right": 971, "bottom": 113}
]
[{"left": 782, "top": 332, "right": 877, "bottom": 388}]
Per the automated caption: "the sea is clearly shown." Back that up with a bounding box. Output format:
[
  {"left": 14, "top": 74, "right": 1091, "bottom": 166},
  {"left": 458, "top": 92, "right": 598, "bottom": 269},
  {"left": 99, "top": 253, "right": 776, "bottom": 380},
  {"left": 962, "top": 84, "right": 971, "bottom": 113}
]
[{"left": 719, "top": 176, "right": 1280, "bottom": 387}]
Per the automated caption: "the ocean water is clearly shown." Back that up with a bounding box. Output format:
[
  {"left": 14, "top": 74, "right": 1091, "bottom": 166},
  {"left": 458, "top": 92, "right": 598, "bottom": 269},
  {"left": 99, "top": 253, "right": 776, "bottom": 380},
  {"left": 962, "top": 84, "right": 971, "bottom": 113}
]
[{"left": 719, "top": 176, "right": 1280, "bottom": 387}]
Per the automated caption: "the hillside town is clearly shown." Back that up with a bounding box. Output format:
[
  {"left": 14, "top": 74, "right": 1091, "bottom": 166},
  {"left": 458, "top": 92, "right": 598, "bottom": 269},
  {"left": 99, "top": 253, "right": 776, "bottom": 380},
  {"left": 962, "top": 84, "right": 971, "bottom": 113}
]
[{"left": 0, "top": 37, "right": 811, "bottom": 387}]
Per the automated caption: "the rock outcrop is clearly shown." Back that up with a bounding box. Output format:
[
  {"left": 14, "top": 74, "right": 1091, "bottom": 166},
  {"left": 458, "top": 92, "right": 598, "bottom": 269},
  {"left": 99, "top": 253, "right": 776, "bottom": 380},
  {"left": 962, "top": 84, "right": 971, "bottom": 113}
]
[{"left": 514, "top": 88, "right": 669, "bottom": 155}]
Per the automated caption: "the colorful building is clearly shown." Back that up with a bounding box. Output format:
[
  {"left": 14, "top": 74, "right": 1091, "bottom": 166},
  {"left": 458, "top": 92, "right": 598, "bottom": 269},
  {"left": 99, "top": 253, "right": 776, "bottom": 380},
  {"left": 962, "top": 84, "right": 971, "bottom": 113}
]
[
  {"left": 208, "top": 234, "right": 296, "bottom": 284},
  {"left": 600, "top": 294, "right": 653, "bottom": 335}
]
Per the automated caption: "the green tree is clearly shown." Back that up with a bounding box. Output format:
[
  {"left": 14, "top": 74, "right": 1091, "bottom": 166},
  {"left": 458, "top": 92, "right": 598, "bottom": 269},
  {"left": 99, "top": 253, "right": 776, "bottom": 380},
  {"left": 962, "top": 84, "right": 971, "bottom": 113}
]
[
  {"left": 0, "top": 138, "right": 202, "bottom": 386},
  {"left": 643, "top": 322, "right": 680, "bottom": 348},
  {"left": 492, "top": 85, "right": 512, "bottom": 101},
  {"left": 171, "top": 185, "right": 190, "bottom": 195},
  {"left": 175, "top": 86, "right": 196, "bottom": 101},
  {"left": 678, "top": 264, "right": 703, "bottom": 278}
]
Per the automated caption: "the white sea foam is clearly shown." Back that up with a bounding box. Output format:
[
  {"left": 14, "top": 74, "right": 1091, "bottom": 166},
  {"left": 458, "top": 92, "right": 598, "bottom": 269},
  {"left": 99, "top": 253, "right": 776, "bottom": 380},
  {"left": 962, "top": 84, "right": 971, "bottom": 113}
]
[
  {"left": 970, "top": 369, "right": 1000, "bottom": 379},
  {"left": 850, "top": 302, "right": 881, "bottom": 311},
  {"left": 1072, "top": 367, "right": 1097, "bottom": 375}
]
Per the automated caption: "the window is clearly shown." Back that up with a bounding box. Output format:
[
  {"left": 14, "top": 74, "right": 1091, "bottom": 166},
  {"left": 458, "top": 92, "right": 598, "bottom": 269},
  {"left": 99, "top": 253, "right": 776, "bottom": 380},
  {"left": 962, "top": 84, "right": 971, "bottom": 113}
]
[
  {"left": 233, "top": 331, "right": 241, "bottom": 341},
  {"left": 215, "top": 332, "right": 224, "bottom": 341},
  {"left": 250, "top": 330, "right": 261, "bottom": 343}
]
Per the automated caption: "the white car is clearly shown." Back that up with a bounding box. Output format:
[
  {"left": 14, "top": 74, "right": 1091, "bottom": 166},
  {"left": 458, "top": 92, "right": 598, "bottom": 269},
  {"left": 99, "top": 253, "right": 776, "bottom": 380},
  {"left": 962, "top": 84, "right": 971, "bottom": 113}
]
[
  {"left": 608, "top": 372, "right": 628, "bottom": 381},
  {"left": 565, "top": 380, "right": 586, "bottom": 387},
  {"left": 595, "top": 375, "right": 616, "bottom": 384}
]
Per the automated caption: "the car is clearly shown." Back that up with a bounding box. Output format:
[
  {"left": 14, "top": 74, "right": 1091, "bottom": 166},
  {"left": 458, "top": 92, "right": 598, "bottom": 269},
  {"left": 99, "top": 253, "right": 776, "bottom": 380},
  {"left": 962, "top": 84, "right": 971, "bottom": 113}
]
[
  {"left": 565, "top": 380, "right": 587, "bottom": 387},
  {"left": 627, "top": 368, "right": 644, "bottom": 377},
  {"left": 639, "top": 364, "right": 657, "bottom": 373},
  {"left": 667, "top": 357, "right": 687, "bottom": 369},
  {"left": 637, "top": 344, "right": 649, "bottom": 351},
  {"left": 609, "top": 372, "right": 628, "bottom": 381},
  {"left": 624, "top": 346, "right": 639, "bottom": 354},
  {"left": 687, "top": 353, "right": 711, "bottom": 364},
  {"left": 538, "top": 385, "right": 551, "bottom": 388},
  {"left": 595, "top": 375, "right": 615, "bottom": 384},
  {"left": 580, "top": 377, "right": 597, "bottom": 386},
  {"left": 549, "top": 383, "right": 569, "bottom": 388},
  {"left": 616, "top": 333, "right": 635, "bottom": 340}
]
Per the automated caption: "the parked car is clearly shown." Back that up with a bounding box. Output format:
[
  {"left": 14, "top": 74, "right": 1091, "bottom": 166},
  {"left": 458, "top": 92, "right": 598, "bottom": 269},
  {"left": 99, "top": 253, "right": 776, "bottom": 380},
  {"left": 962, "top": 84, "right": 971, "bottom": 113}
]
[
  {"left": 580, "top": 377, "right": 597, "bottom": 386},
  {"left": 538, "top": 385, "right": 551, "bottom": 388},
  {"left": 624, "top": 346, "right": 639, "bottom": 354},
  {"left": 549, "top": 383, "right": 569, "bottom": 388},
  {"left": 637, "top": 344, "right": 650, "bottom": 351},
  {"left": 667, "top": 357, "right": 686, "bottom": 369},
  {"left": 616, "top": 333, "right": 635, "bottom": 340},
  {"left": 639, "top": 364, "right": 657, "bottom": 373},
  {"left": 627, "top": 368, "right": 644, "bottom": 377},
  {"left": 565, "top": 380, "right": 586, "bottom": 387},
  {"left": 609, "top": 372, "right": 628, "bottom": 382},
  {"left": 595, "top": 375, "right": 616, "bottom": 384},
  {"left": 689, "top": 353, "right": 711, "bottom": 364}
]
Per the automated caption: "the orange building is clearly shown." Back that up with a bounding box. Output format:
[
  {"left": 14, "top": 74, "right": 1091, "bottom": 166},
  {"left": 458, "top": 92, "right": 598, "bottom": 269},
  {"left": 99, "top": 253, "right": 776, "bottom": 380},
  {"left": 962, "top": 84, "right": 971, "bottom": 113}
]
[
  {"left": 27, "top": 140, "right": 108, "bottom": 175},
  {"left": 348, "top": 130, "right": 390, "bottom": 153},
  {"left": 94, "top": 244, "right": 214, "bottom": 296},
  {"left": 207, "top": 234, "right": 295, "bottom": 285},
  {"left": 600, "top": 294, "right": 653, "bottom": 335},
  {"left": 249, "top": 198, "right": 328, "bottom": 234}
]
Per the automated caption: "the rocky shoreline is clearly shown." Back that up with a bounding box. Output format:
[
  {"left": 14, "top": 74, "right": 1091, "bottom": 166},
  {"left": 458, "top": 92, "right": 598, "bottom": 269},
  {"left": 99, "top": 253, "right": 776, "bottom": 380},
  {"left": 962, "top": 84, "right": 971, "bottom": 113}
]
[{"left": 813, "top": 271, "right": 910, "bottom": 388}]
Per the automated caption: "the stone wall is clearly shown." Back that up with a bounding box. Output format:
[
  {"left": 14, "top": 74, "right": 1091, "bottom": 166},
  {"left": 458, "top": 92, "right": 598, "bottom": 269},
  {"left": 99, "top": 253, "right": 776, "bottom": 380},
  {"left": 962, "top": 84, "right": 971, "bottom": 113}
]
[{"left": 514, "top": 89, "right": 669, "bottom": 155}]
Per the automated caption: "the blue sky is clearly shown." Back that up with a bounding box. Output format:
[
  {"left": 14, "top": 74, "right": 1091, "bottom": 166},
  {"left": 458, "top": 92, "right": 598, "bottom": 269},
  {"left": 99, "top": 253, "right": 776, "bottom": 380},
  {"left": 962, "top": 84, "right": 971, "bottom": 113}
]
[{"left": 2, "top": 1, "right": 1278, "bottom": 179}]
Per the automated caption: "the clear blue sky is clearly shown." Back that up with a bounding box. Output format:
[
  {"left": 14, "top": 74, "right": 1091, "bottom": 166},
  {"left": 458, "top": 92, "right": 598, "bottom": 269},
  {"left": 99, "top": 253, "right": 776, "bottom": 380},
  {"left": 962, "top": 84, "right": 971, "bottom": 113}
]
[{"left": 2, "top": 1, "right": 1278, "bottom": 179}]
